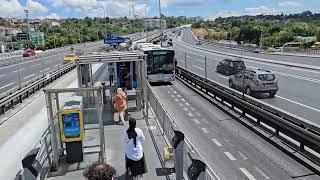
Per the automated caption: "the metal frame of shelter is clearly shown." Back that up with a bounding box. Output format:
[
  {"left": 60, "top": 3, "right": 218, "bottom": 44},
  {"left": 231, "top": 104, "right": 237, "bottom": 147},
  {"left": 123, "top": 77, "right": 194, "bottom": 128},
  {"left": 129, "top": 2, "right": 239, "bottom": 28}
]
[
  {"left": 76, "top": 51, "right": 147, "bottom": 111},
  {"left": 44, "top": 87, "right": 105, "bottom": 170}
]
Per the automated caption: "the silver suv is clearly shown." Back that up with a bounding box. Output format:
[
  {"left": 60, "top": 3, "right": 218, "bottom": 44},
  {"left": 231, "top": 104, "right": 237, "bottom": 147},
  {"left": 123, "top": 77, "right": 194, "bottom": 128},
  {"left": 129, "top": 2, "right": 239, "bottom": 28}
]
[{"left": 228, "top": 69, "right": 279, "bottom": 97}]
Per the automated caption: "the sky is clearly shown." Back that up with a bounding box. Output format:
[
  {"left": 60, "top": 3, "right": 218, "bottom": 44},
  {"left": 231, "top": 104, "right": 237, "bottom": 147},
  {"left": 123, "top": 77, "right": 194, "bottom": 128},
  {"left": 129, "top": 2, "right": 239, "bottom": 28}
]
[{"left": 0, "top": 0, "right": 319, "bottom": 20}]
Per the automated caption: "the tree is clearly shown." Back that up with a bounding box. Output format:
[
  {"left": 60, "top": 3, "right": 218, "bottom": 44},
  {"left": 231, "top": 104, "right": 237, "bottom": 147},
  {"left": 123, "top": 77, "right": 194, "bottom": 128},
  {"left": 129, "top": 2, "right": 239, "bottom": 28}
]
[{"left": 316, "top": 27, "right": 320, "bottom": 41}]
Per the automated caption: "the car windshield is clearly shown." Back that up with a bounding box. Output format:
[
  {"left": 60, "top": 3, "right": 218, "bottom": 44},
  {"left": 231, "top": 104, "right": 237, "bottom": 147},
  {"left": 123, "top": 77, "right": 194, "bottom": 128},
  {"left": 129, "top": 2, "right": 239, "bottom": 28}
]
[
  {"left": 258, "top": 74, "right": 276, "bottom": 81},
  {"left": 230, "top": 61, "right": 244, "bottom": 68}
]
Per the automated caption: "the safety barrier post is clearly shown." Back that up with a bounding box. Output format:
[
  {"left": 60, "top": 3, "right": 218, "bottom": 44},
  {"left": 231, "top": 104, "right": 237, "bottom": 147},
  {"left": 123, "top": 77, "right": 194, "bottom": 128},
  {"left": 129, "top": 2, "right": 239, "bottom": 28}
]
[
  {"left": 184, "top": 52, "right": 187, "bottom": 69},
  {"left": 204, "top": 56, "right": 207, "bottom": 80}
]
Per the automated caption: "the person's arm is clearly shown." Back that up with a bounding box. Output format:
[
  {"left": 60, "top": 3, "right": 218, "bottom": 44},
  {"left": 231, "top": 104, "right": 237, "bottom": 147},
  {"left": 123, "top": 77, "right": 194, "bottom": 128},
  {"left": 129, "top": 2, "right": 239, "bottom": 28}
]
[{"left": 139, "top": 129, "right": 145, "bottom": 143}]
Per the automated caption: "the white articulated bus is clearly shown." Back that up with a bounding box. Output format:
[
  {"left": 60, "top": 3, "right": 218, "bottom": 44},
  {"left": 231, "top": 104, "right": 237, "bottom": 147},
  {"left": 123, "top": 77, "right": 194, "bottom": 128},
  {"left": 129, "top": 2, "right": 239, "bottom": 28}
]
[{"left": 138, "top": 44, "right": 176, "bottom": 83}]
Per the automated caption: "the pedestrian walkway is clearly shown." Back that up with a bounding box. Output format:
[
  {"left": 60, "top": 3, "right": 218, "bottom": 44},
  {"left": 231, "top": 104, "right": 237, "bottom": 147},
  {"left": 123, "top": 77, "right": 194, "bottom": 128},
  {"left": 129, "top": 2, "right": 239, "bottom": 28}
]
[{"left": 45, "top": 88, "right": 174, "bottom": 180}]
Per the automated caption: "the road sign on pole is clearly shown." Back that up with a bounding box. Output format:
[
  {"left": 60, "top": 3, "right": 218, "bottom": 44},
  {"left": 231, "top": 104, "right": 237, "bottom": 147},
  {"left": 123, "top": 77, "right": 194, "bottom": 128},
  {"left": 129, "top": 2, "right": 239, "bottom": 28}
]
[{"left": 104, "top": 33, "right": 127, "bottom": 45}]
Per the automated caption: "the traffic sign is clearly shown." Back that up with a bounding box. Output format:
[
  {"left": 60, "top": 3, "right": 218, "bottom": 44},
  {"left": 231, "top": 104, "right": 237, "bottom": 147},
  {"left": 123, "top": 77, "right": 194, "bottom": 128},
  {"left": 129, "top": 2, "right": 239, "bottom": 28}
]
[{"left": 104, "top": 33, "right": 127, "bottom": 44}]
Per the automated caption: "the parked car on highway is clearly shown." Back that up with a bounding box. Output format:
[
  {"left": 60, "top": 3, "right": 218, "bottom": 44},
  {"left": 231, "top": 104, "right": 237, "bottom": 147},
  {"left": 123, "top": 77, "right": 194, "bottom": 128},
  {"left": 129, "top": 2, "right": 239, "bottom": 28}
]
[
  {"left": 229, "top": 69, "right": 278, "bottom": 97},
  {"left": 216, "top": 58, "right": 246, "bottom": 75},
  {"left": 196, "top": 40, "right": 202, "bottom": 45},
  {"left": 63, "top": 54, "right": 78, "bottom": 64},
  {"left": 23, "top": 49, "right": 36, "bottom": 57}
]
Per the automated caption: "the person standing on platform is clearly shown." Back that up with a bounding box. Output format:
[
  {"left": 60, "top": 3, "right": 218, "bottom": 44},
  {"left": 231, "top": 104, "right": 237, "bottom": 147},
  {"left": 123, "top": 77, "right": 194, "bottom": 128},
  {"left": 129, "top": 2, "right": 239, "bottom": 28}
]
[
  {"left": 123, "top": 118, "right": 147, "bottom": 179},
  {"left": 108, "top": 63, "right": 115, "bottom": 86},
  {"left": 113, "top": 88, "right": 127, "bottom": 126}
]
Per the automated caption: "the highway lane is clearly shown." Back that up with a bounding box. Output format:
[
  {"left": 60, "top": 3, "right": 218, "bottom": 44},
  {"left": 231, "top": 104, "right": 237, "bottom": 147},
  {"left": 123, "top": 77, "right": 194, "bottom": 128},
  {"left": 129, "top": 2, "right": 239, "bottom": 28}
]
[
  {"left": 183, "top": 29, "right": 320, "bottom": 67},
  {"left": 152, "top": 81, "right": 319, "bottom": 180},
  {"left": 0, "top": 43, "right": 104, "bottom": 95},
  {"left": 175, "top": 32, "right": 320, "bottom": 124}
]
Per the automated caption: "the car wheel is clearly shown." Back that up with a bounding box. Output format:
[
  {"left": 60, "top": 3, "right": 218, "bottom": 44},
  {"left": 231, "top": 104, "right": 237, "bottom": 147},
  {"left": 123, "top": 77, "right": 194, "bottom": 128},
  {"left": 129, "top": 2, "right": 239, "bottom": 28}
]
[
  {"left": 246, "top": 87, "right": 252, "bottom": 96},
  {"left": 269, "top": 91, "right": 276, "bottom": 98},
  {"left": 229, "top": 80, "right": 234, "bottom": 88}
]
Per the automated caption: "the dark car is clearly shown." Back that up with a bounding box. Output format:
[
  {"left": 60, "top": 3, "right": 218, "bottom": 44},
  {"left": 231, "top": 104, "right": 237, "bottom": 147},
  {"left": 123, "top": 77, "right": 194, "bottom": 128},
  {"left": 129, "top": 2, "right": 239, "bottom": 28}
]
[
  {"left": 23, "top": 49, "right": 36, "bottom": 57},
  {"left": 216, "top": 58, "right": 246, "bottom": 75}
]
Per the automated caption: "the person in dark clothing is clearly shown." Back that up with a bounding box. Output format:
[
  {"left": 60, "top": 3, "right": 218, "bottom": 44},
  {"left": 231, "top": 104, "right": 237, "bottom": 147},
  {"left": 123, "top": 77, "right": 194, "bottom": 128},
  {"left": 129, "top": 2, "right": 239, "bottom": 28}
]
[
  {"left": 108, "top": 63, "right": 115, "bottom": 86},
  {"left": 123, "top": 118, "right": 147, "bottom": 179},
  {"left": 83, "top": 162, "right": 117, "bottom": 180}
]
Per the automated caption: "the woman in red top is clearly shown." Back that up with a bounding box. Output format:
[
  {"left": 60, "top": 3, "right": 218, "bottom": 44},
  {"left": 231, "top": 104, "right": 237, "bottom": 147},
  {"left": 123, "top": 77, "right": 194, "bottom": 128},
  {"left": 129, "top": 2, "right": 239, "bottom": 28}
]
[{"left": 113, "top": 88, "right": 127, "bottom": 126}]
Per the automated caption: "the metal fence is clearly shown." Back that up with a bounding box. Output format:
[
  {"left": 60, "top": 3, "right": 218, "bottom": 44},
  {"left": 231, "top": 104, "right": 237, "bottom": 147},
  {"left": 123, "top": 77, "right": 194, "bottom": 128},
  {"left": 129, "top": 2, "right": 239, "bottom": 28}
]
[{"left": 147, "top": 83, "right": 219, "bottom": 180}]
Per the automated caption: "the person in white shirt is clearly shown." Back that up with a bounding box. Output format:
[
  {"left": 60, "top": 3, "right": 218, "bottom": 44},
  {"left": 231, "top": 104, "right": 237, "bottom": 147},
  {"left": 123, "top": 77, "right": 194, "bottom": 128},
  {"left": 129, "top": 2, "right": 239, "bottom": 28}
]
[{"left": 123, "top": 118, "right": 147, "bottom": 178}]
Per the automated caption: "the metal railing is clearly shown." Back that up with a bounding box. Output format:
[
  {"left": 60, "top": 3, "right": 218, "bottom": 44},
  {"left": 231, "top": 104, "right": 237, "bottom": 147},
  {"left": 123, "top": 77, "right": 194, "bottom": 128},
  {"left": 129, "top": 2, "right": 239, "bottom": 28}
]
[
  {"left": 147, "top": 82, "right": 220, "bottom": 180},
  {"left": 175, "top": 65, "right": 320, "bottom": 166}
]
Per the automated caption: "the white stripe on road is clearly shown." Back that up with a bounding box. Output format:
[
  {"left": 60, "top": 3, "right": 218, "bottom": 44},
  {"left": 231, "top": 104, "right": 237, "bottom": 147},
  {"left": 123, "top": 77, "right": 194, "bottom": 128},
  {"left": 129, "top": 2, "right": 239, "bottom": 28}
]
[
  {"left": 238, "top": 151, "right": 248, "bottom": 160},
  {"left": 224, "top": 152, "right": 237, "bottom": 160},
  {"left": 170, "top": 95, "right": 175, "bottom": 98},
  {"left": 185, "top": 102, "right": 190, "bottom": 106},
  {"left": 177, "top": 94, "right": 181, "bottom": 98},
  {"left": 186, "top": 55, "right": 191, "bottom": 58},
  {"left": 183, "top": 107, "right": 188, "bottom": 111},
  {"left": 24, "top": 74, "right": 35, "bottom": 79},
  {"left": 201, "top": 128, "right": 209, "bottom": 134},
  {"left": 13, "top": 68, "right": 25, "bottom": 72},
  {"left": 174, "top": 98, "right": 179, "bottom": 102},
  {"left": 211, "top": 138, "right": 222, "bottom": 146},
  {"left": 30, "top": 64, "right": 41, "bottom": 68},
  {"left": 240, "top": 168, "right": 257, "bottom": 180},
  {"left": 181, "top": 98, "right": 186, "bottom": 102},
  {"left": 187, "top": 112, "right": 194, "bottom": 117},
  {"left": 276, "top": 95, "right": 320, "bottom": 113},
  {"left": 218, "top": 75, "right": 229, "bottom": 79},
  {"left": 173, "top": 91, "right": 177, "bottom": 94},
  {"left": 254, "top": 166, "right": 270, "bottom": 179},
  {"left": 193, "top": 119, "right": 200, "bottom": 124},
  {"left": 0, "top": 74, "right": 7, "bottom": 78},
  {"left": 40, "top": 68, "right": 50, "bottom": 72},
  {"left": 0, "top": 82, "right": 15, "bottom": 90},
  {"left": 192, "top": 65, "right": 204, "bottom": 71}
]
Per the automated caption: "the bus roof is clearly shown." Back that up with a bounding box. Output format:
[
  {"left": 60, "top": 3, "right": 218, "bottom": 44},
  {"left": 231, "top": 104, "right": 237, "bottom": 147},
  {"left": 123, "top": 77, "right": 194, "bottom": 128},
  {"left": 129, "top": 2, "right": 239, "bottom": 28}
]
[{"left": 138, "top": 45, "right": 173, "bottom": 52}]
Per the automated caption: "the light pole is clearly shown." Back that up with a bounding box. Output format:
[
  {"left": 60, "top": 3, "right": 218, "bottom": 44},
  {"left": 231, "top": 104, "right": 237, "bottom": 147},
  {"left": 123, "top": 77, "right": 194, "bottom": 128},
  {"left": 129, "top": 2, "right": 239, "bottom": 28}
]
[
  {"left": 158, "top": 0, "right": 163, "bottom": 47},
  {"left": 24, "top": 9, "right": 31, "bottom": 45},
  {"left": 16, "top": 60, "right": 21, "bottom": 89},
  {"left": 103, "top": 3, "right": 107, "bottom": 36}
]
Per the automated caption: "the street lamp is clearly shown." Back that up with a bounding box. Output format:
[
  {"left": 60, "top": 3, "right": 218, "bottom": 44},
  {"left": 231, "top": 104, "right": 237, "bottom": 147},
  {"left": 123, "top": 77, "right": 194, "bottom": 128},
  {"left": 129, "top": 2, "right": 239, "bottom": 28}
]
[
  {"left": 158, "top": 0, "right": 163, "bottom": 47},
  {"left": 24, "top": 9, "right": 31, "bottom": 42}
]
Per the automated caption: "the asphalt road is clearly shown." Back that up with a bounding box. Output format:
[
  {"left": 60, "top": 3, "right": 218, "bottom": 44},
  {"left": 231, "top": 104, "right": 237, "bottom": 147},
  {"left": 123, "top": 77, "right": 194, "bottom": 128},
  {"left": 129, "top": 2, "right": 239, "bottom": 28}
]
[
  {"left": 152, "top": 81, "right": 319, "bottom": 180},
  {"left": 174, "top": 29, "right": 320, "bottom": 124},
  {"left": 0, "top": 42, "right": 104, "bottom": 95},
  {"left": 184, "top": 29, "right": 320, "bottom": 67}
]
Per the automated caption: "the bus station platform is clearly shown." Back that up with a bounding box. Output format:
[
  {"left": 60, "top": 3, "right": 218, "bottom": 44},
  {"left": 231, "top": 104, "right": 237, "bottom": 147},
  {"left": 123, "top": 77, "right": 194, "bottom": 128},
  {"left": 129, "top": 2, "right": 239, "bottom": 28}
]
[{"left": 45, "top": 89, "right": 175, "bottom": 180}]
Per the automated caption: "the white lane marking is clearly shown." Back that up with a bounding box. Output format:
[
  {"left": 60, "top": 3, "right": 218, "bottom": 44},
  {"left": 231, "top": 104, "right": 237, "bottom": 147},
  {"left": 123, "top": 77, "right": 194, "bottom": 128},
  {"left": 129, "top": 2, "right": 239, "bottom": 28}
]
[
  {"left": 178, "top": 103, "right": 183, "bottom": 107},
  {"left": 224, "top": 152, "right": 237, "bottom": 161},
  {"left": 177, "top": 94, "right": 181, "bottom": 98},
  {"left": 13, "top": 68, "right": 25, "bottom": 72},
  {"left": 0, "top": 74, "right": 7, "bottom": 78},
  {"left": 181, "top": 98, "right": 186, "bottom": 102},
  {"left": 190, "top": 107, "right": 195, "bottom": 111},
  {"left": 168, "top": 91, "right": 171, "bottom": 94},
  {"left": 173, "top": 91, "right": 177, "bottom": 94},
  {"left": 276, "top": 95, "right": 320, "bottom": 113},
  {"left": 170, "top": 95, "right": 175, "bottom": 98},
  {"left": 254, "top": 166, "right": 270, "bottom": 179},
  {"left": 201, "top": 128, "right": 209, "bottom": 134},
  {"left": 0, "top": 82, "right": 15, "bottom": 90},
  {"left": 193, "top": 119, "right": 200, "bottom": 124},
  {"left": 240, "top": 168, "right": 257, "bottom": 180},
  {"left": 186, "top": 55, "right": 191, "bottom": 58},
  {"left": 30, "top": 64, "right": 41, "bottom": 68},
  {"left": 187, "top": 112, "right": 194, "bottom": 117},
  {"left": 174, "top": 98, "right": 179, "bottom": 102},
  {"left": 195, "top": 112, "right": 201, "bottom": 116},
  {"left": 238, "top": 151, "right": 248, "bottom": 160},
  {"left": 247, "top": 65, "right": 320, "bottom": 83},
  {"left": 185, "top": 102, "right": 190, "bottom": 106},
  {"left": 211, "top": 138, "right": 222, "bottom": 146},
  {"left": 192, "top": 65, "right": 204, "bottom": 71},
  {"left": 24, "top": 74, "right": 35, "bottom": 79},
  {"left": 218, "top": 75, "right": 229, "bottom": 79},
  {"left": 40, "top": 68, "right": 50, "bottom": 72},
  {"left": 183, "top": 107, "right": 188, "bottom": 111}
]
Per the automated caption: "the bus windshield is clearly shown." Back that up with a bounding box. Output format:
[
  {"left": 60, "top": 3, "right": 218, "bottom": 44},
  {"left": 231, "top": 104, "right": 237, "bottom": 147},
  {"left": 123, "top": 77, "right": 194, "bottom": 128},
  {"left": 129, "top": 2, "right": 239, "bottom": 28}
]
[{"left": 147, "top": 50, "right": 174, "bottom": 75}]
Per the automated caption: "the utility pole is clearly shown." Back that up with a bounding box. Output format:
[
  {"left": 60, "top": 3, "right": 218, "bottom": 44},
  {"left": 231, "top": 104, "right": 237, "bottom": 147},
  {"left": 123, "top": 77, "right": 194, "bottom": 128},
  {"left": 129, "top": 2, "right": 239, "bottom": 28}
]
[
  {"left": 103, "top": 3, "right": 107, "bottom": 36},
  {"left": 144, "top": 5, "right": 147, "bottom": 18},
  {"left": 158, "top": 0, "right": 163, "bottom": 47},
  {"left": 24, "top": 9, "right": 31, "bottom": 47}
]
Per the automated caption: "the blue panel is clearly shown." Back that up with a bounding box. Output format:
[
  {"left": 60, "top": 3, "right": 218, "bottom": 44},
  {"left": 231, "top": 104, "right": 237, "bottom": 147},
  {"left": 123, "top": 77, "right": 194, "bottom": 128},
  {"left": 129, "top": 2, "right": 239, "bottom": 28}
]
[{"left": 62, "top": 113, "right": 80, "bottom": 138}]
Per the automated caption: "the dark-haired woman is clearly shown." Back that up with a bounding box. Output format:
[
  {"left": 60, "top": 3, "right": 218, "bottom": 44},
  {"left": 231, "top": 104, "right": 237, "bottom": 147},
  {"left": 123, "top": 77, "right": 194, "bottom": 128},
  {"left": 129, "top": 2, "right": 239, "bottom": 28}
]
[{"left": 123, "top": 118, "right": 147, "bottom": 179}]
